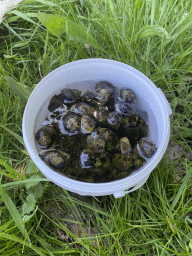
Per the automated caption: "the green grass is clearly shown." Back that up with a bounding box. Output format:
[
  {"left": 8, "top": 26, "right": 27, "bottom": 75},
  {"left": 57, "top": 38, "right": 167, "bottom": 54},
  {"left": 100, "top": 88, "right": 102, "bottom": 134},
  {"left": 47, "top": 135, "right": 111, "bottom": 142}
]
[{"left": 0, "top": 0, "right": 192, "bottom": 255}]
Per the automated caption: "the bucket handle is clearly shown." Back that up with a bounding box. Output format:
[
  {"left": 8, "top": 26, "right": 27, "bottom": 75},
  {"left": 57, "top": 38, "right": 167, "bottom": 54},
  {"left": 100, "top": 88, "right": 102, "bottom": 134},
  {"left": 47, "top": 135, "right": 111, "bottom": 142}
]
[{"left": 113, "top": 174, "right": 150, "bottom": 198}]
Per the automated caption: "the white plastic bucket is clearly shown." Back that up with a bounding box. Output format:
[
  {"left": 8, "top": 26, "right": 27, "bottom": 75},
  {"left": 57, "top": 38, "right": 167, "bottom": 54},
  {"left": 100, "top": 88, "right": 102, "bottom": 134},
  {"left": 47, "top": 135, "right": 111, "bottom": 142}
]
[{"left": 22, "top": 59, "right": 172, "bottom": 198}]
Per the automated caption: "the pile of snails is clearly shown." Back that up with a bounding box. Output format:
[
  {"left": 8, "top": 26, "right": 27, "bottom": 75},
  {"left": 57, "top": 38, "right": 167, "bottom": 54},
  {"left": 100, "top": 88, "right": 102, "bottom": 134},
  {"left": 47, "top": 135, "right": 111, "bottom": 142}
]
[{"left": 35, "top": 81, "right": 157, "bottom": 183}]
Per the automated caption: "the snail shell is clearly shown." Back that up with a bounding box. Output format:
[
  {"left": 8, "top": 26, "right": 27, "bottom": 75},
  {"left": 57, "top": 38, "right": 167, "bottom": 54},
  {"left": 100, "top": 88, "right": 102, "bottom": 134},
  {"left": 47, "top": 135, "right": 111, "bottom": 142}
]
[
  {"left": 59, "top": 113, "right": 81, "bottom": 134},
  {"left": 39, "top": 149, "right": 68, "bottom": 170},
  {"left": 138, "top": 138, "right": 157, "bottom": 158},
  {"left": 81, "top": 115, "right": 96, "bottom": 134},
  {"left": 35, "top": 125, "right": 56, "bottom": 149},
  {"left": 119, "top": 87, "right": 136, "bottom": 103},
  {"left": 61, "top": 88, "right": 81, "bottom": 103},
  {"left": 95, "top": 81, "right": 115, "bottom": 102}
]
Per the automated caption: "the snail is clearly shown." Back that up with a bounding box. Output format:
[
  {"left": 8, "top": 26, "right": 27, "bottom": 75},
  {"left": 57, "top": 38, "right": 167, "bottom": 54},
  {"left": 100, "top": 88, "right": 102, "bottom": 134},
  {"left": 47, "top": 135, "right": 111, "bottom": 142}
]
[{"left": 35, "top": 125, "right": 56, "bottom": 149}]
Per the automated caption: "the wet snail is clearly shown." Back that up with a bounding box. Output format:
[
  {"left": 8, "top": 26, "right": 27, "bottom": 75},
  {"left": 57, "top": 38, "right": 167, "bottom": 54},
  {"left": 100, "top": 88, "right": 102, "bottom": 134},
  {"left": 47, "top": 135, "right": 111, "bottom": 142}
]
[
  {"left": 138, "top": 138, "right": 157, "bottom": 158},
  {"left": 35, "top": 125, "right": 56, "bottom": 149},
  {"left": 35, "top": 82, "right": 157, "bottom": 183},
  {"left": 119, "top": 87, "right": 136, "bottom": 103},
  {"left": 39, "top": 150, "right": 68, "bottom": 170}
]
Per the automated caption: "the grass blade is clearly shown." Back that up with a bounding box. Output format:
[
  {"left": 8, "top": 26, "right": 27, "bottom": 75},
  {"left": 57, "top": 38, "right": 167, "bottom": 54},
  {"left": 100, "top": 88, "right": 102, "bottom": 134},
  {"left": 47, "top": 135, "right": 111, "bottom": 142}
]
[
  {"left": 170, "top": 9, "right": 192, "bottom": 38},
  {"left": 171, "top": 165, "right": 192, "bottom": 209},
  {"left": 2, "top": 178, "right": 49, "bottom": 190},
  {"left": 10, "top": 10, "right": 38, "bottom": 25},
  {"left": 0, "top": 220, "right": 13, "bottom": 233},
  {"left": 150, "top": 0, "right": 156, "bottom": 25},
  {"left": 5, "top": 76, "right": 32, "bottom": 102},
  {"left": 0, "top": 233, "right": 46, "bottom": 256},
  {"left": 136, "top": 25, "right": 170, "bottom": 40},
  {"left": 35, "top": 236, "right": 55, "bottom": 256},
  {"left": 35, "top": 0, "right": 58, "bottom": 6},
  {"left": 0, "top": 159, "right": 25, "bottom": 180},
  {"left": 3, "top": 21, "right": 24, "bottom": 41},
  {"left": 0, "top": 183, "right": 31, "bottom": 244},
  {"left": 12, "top": 41, "right": 29, "bottom": 48},
  {"left": 0, "top": 63, "right": 5, "bottom": 73},
  {"left": 0, "top": 125, "right": 24, "bottom": 146}
]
